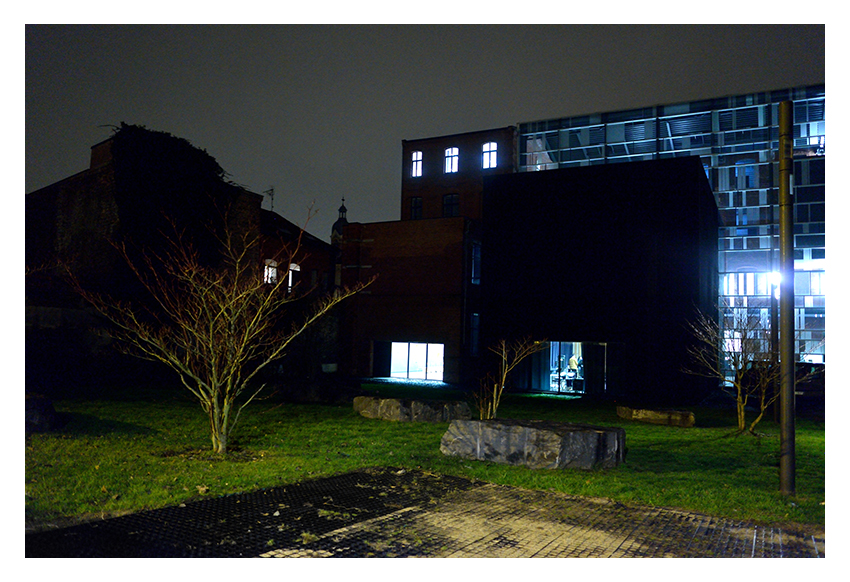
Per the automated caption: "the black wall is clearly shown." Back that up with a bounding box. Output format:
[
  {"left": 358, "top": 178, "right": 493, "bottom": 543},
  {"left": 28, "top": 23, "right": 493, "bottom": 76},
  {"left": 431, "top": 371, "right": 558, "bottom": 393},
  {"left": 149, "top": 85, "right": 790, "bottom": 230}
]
[{"left": 481, "top": 156, "right": 718, "bottom": 406}]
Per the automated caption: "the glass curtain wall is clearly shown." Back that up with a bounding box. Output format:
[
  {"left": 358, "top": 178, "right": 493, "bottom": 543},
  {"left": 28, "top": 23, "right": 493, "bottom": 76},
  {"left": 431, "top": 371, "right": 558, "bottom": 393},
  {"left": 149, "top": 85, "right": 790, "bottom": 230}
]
[{"left": 518, "top": 85, "right": 826, "bottom": 363}]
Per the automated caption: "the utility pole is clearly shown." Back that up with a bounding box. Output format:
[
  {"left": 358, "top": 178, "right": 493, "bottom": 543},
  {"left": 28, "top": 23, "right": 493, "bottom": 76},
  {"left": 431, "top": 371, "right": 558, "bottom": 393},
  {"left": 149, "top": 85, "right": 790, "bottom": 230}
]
[{"left": 778, "top": 101, "right": 796, "bottom": 497}]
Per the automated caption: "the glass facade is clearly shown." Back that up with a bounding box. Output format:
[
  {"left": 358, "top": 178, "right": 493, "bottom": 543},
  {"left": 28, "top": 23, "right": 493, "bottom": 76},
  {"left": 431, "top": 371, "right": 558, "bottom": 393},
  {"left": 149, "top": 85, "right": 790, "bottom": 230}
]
[{"left": 518, "top": 85, "right": 826, "bottom": 362}]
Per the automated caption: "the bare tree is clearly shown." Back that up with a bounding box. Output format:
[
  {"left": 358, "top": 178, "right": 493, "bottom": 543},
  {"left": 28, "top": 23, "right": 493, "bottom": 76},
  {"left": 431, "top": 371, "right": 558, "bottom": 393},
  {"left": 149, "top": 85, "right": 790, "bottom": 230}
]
[
  {"left": 684, "top": 304, "right": 820, "bottom": 435},
  {"left": 65, "top": 219, "right": 370, "bottom": 454},
  {"left": 474, "top": 337, "right": 547, "bottom": 420}
]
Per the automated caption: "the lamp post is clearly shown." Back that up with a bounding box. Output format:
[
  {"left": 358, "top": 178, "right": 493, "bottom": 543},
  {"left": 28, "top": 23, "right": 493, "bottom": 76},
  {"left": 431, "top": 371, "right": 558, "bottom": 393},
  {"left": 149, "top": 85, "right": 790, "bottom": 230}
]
[{"left": 778, "top": 101, "right": 796, "bottom": 497}]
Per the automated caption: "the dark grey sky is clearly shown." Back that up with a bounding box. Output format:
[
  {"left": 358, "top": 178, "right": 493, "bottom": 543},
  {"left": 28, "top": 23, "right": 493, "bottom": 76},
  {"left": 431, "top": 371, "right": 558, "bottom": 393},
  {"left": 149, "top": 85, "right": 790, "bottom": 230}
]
[{"left": 26, "top": 24, "right": 825, "bottom": 241}]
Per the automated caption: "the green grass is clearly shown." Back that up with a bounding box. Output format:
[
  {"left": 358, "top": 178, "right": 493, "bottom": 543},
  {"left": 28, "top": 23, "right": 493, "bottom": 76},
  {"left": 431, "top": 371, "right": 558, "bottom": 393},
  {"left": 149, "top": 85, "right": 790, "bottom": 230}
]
[{"left": 25, "top": 382, "right": 825, "bottom": 532}]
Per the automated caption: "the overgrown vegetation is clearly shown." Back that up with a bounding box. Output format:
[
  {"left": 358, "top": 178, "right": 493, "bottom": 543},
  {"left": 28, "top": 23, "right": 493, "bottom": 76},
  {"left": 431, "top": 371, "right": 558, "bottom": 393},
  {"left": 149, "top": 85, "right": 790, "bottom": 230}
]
[{"left": 25, "top": 382, "right": 825, "bottom": 533}]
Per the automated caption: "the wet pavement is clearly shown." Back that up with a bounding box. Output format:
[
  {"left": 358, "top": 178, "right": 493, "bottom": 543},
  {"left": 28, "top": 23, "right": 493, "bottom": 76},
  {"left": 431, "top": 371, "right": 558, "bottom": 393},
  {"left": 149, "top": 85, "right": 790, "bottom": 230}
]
[{"left": 26, "top": 467, "right": 824, "bottom": 558}]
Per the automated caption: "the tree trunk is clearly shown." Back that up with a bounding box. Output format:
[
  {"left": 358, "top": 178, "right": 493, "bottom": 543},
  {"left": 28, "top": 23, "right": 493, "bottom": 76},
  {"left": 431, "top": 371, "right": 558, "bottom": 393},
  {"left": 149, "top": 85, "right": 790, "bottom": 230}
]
[{"left": 208, "top": 406, "right": 229, "bottom": 454}]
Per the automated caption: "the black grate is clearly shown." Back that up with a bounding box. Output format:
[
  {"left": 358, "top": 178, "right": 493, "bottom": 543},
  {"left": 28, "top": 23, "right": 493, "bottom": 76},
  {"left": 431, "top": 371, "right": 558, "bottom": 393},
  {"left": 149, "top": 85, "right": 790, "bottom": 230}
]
[{"left": 25, "top": 467, "right": 480, "bottom": 558}]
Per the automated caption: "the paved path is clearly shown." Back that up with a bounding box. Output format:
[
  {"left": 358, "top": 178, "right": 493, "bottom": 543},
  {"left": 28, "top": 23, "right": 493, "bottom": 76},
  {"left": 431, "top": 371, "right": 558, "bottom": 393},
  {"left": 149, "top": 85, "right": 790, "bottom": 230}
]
[
  {"left": 261, "top": 483, "right": 824, "bottom": 558},
  {"left": 26, "top": 468, "right": 824, "bottom": 558}
]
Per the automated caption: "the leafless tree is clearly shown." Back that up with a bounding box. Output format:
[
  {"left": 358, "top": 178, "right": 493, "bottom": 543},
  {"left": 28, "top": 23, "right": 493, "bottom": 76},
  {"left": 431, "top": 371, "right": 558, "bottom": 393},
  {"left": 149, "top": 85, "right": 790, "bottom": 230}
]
[
  {"left": 684, "top": 304, "right": 820, "bottom": 435},
  {"left": 65, "top": 219, "right": 370, "bottom": 454},
  {"left": 474, "top": 337, "right": 547, "bottom": 420}
]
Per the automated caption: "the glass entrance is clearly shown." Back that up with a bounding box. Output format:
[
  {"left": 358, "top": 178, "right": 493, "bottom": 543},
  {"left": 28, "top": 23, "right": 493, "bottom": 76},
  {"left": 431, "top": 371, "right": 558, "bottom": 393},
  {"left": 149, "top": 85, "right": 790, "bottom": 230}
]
[
  {"left": 548, "top": 341, "right": 584, "bottom": 393},
  {"left": 390, "top": 342, "right": 444, "bottom": 381}
]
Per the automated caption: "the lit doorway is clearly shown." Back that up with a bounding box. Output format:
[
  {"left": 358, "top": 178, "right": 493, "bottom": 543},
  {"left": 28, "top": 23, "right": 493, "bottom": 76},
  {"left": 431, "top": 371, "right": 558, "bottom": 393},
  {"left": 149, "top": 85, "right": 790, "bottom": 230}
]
[
  {"left": 390, "top": 342, "right": 445, "bottom": 381},
  {"left": 548, "top": 341, "right": 584, "bottom": 393}
]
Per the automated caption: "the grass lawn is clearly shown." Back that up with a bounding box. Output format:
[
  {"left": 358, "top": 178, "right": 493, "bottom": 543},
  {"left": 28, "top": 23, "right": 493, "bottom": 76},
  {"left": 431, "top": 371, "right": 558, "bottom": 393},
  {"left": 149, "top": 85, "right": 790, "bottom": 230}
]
[{"left": 25, "top": 381, "right": 825, "bottom": 533}]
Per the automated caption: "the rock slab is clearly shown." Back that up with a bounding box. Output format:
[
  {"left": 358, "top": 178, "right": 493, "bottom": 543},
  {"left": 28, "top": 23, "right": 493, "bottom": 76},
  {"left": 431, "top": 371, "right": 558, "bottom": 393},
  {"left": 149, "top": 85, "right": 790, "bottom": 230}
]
[
  {"left": 616, "top": 406, "right": 695, "bottom": 428},
  {"left": 353, "top": 396, "right": 471, "bottom": 423},
  {"left": 440, "top": 419, "right": 625, "bottom": 470}
]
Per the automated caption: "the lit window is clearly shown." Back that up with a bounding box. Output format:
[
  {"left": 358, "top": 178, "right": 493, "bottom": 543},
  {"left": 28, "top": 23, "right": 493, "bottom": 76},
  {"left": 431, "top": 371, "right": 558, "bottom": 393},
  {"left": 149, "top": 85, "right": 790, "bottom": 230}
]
[
  {"left": 263, "top": 259, "right": 278, "bottom": 284},
  {"left": 411, "top": 151, "right": 423, "bottom": 177},
  {"left": 287, "top": 263, "right": 300, "bottom": 292},
  {"left": 390, "top": 342, "right": 444, "bottom": 381},
  {"left": 483, "top": 142, "right": 497, "bottom": 169},
  {"left": 445, "top": 147, "right": 459, "bottom": 173},
  {"left": 443, "top": 193, "right": 459, "bottom": 217}
]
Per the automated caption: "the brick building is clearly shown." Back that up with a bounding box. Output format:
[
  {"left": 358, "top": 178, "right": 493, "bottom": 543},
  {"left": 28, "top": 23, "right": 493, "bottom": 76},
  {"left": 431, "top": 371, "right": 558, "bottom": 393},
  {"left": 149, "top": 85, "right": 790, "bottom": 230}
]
[
  {"left": 336, "top": 127, "right": 517, "bottom": 385},
  {"left": 335, "top": 127, "right": 718, "bottom": 406},
  {"left": 26, "top": 124, "right": 334, "bottom": 392}
]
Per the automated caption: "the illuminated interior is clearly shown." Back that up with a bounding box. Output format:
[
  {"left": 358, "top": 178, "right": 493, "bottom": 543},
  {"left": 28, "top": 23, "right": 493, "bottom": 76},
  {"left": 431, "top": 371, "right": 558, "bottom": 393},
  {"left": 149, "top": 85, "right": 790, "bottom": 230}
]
[{"left": 390, "top": 342, "right": 445, "bottom": 381}]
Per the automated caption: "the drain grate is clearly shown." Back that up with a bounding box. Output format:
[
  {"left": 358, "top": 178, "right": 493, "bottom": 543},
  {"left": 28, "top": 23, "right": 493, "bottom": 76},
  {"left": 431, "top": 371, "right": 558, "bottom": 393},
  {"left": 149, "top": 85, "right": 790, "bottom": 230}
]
[{"left": 25, "top": 467, "right": 481, "bottom": 558}]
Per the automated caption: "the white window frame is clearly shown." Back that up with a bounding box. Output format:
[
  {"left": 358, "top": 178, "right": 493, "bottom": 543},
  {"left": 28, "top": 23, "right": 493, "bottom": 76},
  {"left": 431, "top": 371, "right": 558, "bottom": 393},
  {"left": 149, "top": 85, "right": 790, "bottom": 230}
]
[
  {"left": 411, "top": 150, "right": 423, "bottom": 177},
  {"left": 445, "top": 147, "right": 459, "bottom": 173},
  {"left": 287, "top": 262, "right": 301, "bottom": 293},
  {"left": 483, "top": 142, "right": 497, "bottom": 169},
  {"left": 263, "top": 259, "right": 278, "bottom": 284}
]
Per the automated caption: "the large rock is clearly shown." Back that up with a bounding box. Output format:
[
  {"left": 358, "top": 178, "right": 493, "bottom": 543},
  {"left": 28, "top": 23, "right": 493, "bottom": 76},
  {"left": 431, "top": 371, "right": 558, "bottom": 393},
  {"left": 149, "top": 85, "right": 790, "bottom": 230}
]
[
  {"left": 616, "top": 406, "right": 695, "bottom": 428},
  {"left": 440, "top": 419, "right": 625, "bottom": 470},
  {"left": 353, "top": 396, "right": 471, "bottom": 423}
]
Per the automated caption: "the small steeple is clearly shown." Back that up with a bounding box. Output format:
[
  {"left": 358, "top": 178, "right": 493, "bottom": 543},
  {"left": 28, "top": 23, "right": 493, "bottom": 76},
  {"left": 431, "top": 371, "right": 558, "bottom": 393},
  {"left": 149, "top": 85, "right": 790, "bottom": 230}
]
[{"left": 331, "top": 197, "right": 349, "bottom": 243}]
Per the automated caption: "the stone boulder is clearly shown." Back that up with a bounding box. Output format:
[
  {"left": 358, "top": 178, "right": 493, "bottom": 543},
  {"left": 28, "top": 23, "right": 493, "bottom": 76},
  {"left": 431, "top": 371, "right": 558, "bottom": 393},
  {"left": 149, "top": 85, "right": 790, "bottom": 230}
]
[
  {"left": 616, "top": 405, "right": 695, "bottom": 428},
  {"left": 353, "top": 396, "right": 471, "bottom": 423},
  {"left": 440, "top": 418, "right": 625, "bottom": 470}
]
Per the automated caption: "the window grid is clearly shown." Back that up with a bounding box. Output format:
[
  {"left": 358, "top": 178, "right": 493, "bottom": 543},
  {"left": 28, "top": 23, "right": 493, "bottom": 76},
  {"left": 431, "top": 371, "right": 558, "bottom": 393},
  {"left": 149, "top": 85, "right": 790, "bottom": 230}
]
[
  {"left": 518, "top": 85, "right": 826, "bottom": 360},
  {"left": 483, "top": 142, "right": 497, "bottom": 169},
  {"left": 443, "top": 193, "right": 459, "bottom": 217},
  {"left": 445, "top": 147, "right": 459, "bottom": 173},
  {"left": 411, "top": 151, "right": 423, "bottom": 177},
  {"left": 410, "top": 197, "right": 423, "bottom": 220}
]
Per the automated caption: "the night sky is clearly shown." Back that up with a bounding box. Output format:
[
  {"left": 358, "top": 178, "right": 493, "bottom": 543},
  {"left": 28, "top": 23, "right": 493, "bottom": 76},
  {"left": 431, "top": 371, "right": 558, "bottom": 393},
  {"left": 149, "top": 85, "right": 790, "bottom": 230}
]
[{"left": 26, "top": 24, "right": 825, "bottom": 242}]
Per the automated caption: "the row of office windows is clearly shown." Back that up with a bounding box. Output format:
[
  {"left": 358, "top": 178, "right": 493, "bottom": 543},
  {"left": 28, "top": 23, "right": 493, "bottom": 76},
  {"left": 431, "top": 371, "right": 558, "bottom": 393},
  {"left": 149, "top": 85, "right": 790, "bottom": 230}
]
[
  {"left": 517, "top": 85, "right": 826, "bottom": 361},
  {"left": 410, "top": 142, "right": 498, "bottom": 177}
]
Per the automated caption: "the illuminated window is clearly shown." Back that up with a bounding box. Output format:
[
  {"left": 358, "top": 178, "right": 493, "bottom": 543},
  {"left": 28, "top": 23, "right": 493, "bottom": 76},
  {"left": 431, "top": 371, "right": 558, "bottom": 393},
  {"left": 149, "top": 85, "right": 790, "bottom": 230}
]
[
  {"left": 483, "top": 142, "right": 497, "bottom": 169},
  {"left": 390, "top": 342, "right": 444, "bottom": 381},
  {"left": 263, "top": 259, "right": 278, "bottom": 284},
  {"left": 411, "top": 151, "right": 423, "bottom": 177},
  {"left": 287, "top": 263, "right": 300, "bottom": 292},
  {"left": 445, "top": 147, "right": 459, "bottom": 173}
]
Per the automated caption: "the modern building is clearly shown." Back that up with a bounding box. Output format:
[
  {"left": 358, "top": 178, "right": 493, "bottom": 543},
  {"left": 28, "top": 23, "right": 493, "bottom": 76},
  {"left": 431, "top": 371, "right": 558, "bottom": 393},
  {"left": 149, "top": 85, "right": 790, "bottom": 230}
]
[
  {"left": 517, "top": 84, "right": 826, "bottom": 364},
  {"left": 338, "top": 128, "right": 719, "bottom": 406},
  {"left": 481, "top": 156, "right": 719, "bottom": 405}
]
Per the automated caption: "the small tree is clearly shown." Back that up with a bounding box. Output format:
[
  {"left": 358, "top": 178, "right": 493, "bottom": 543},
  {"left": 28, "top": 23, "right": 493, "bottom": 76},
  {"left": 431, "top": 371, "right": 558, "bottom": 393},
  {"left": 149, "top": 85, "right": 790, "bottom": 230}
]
[
  {"left": 66, "top": 219, "right": 369, "bottom": 454},
  {"left": 474, "top": 337, "right": 546, "bottom": 420}
]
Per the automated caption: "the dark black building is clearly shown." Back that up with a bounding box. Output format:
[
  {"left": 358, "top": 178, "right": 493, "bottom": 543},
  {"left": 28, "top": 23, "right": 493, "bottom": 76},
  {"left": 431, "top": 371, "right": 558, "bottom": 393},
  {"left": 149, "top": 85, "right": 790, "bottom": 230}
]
[{"left": 481, "top": 156, "right": 718, "bottom": 406}]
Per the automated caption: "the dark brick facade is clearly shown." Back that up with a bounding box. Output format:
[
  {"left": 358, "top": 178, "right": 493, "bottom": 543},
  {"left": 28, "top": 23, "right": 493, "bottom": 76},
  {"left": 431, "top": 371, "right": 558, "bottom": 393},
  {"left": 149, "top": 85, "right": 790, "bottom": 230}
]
[
  {"left": 26, "top": 125, "right": 334, "bottom": 394},
  {"left": 336, "top": 217, "right": 480, "bottom": 384},
  {"left": 401, "top": 127, "right": 517, "bottom": 221}
]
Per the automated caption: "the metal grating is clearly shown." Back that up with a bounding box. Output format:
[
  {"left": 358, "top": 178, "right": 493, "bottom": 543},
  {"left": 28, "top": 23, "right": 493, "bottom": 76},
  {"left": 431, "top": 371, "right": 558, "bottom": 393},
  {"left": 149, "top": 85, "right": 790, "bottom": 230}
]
[{"left": 25, "top": 467, "right": 481, "bottom": 558}]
